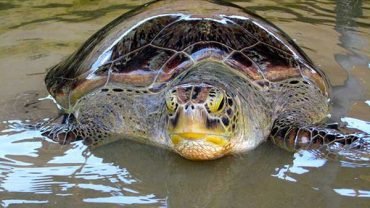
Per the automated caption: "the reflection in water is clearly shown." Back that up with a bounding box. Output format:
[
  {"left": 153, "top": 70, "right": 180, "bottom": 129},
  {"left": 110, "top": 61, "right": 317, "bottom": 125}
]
[
  {"left": 272, "top": 151, "right": 327, "bottom": 182},
  {"left": 331, "top": 0, "right": 369, "bottom": 121},
  {"left": 0, "top": 0, "right": 370, "bottom": 207},
  {"left": 334, "top": 188, "right": 370, "bottom": 198},
  {"left": 1, "top": 122, "right": 369, "bottom": 207},
  {"left": 341, "top": 117, "right": 370, "bottom": 134},
  {"left": 335, "top": 0, "right": 364, "bottom": 52},
  {"left": 1, "top": 200, "right": 48, "bottom": 207},
  {"left": 83, "top": 195, "right": 163, "bottom": 205},
  {"left": 0, "top": 128, "right": 165, "bottom": 206}
]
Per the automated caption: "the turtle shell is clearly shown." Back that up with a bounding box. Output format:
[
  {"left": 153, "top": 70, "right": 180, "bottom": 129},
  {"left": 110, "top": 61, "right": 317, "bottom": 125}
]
[{"left": 45, "top": 0, "right": 329, "bottom": 108}]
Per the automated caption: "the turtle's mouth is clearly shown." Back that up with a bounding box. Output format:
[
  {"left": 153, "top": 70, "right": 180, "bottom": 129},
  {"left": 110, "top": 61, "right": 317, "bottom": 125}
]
[
  {"left": 171, "top": 133, "right": 229, "bottom": 146},
  {"left": 170, "top": 132, "right": 231, "bottom": 160}
]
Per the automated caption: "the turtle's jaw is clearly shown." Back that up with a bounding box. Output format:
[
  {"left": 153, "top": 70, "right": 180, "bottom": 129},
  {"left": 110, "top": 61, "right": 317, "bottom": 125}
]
[
  {"left": 166, "top": 104, "right": 234, "bottom": 160},
  {"left": 170, "top": 133, "right": 232, "bottom": 160}
]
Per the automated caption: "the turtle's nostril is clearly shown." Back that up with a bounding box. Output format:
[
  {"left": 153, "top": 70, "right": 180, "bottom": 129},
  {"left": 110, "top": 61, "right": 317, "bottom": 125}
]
[{"left": 184, "top": 104, "right": 195, "bottom": 111}]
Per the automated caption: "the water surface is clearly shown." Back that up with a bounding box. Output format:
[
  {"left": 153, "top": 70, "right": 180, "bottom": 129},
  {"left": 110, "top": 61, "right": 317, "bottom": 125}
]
[{"left": 0, "top": 0, "right": 369, "bottom": 207}]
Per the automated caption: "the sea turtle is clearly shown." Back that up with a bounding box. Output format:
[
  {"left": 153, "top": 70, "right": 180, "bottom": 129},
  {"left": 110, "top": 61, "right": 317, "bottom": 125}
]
[{"left": 43, "top": 0, "right": 367, "bottom": 160}]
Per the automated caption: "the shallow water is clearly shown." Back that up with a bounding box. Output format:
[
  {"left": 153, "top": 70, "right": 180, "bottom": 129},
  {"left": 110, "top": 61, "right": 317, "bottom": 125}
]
[{"left": 0, "top": 0, "right": 369, "bottom": 207}]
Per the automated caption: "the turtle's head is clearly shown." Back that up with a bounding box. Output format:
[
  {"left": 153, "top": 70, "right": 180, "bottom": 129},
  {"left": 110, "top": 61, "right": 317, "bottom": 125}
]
[{"left": 165, "top": 84, "right": 240, "bottom": 160}]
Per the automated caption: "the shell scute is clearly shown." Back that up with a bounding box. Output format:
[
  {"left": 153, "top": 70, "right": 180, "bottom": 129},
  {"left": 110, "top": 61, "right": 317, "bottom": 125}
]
[
  {"left": 110, "top": 70, "right": 158, "bottom": 87},
  {"left": 152, "top": 19, "right": 258, "bottom": 51},
  {"left": 184, "top": 42, "right": 231, "bottom": 62},
  {"left": 110, "top": 15, "right": 181, "bottom": 60},
  {"left": 225, "top": 52, "right": 264, "bottom": 80},
  {"left": 227, "top": 17, "right": 293, "bottom": 55},
  {"left": 111, "top": 45, "right": 175, "bottom": 73},
  {"left": 242, "top": 43, "right": 300, "bottom": 81},
  {"left": 156, "top": 53, "right": 194, "bottom": 83}
]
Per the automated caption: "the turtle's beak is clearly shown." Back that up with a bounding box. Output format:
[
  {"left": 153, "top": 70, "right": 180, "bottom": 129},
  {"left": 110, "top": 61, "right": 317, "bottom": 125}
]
[{"left": 167, "top": 106, "right": 231, "bottom": 160}]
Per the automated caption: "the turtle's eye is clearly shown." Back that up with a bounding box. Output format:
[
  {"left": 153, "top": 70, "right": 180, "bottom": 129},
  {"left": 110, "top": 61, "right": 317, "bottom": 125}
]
[
  {"left": 165, "top": 93, "right": 178, "bottom": 113},
  {"left": 206, "top": 89, "right": 225, "bottom": 113}
]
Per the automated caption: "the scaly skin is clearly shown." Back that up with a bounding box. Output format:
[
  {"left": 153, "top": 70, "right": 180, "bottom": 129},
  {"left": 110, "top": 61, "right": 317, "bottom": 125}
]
[
  {"left": 43, "top": 62, "right": 272, "bottom": 160},
  {"left": 43, "top": 62, "right": 369, "bottom": 160}
]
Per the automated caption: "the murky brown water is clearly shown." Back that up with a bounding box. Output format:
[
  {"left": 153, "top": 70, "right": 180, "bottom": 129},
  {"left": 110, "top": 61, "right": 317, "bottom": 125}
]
[{"left": 0, "top": 0, "right": 369, "bottom": 207}]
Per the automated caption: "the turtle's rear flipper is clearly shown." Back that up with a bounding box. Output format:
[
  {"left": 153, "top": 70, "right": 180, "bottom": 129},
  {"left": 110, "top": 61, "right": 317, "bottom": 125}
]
[{"left": 269, "top": 117, "right": 369, "bottom": 152}]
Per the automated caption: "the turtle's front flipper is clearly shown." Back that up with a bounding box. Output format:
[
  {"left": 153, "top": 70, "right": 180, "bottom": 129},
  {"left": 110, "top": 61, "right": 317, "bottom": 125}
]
[
  {"left": 41, "top": 114, "right": 84, "bottom": 145},
  {"left": 269, "top": 114, "right": 368, "bottom": 152},
  {"left": 41, "top": 101, "right": 122, "bottom": 147}
]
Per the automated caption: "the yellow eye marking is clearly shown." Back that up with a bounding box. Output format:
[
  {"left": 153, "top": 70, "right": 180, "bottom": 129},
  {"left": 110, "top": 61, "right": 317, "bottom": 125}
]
[
  {"left": 207, "top": 89, "right": 225, "bottom": 113},
  {"left": 166, "top": 93, "right": 177, "bottom": 112}
]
